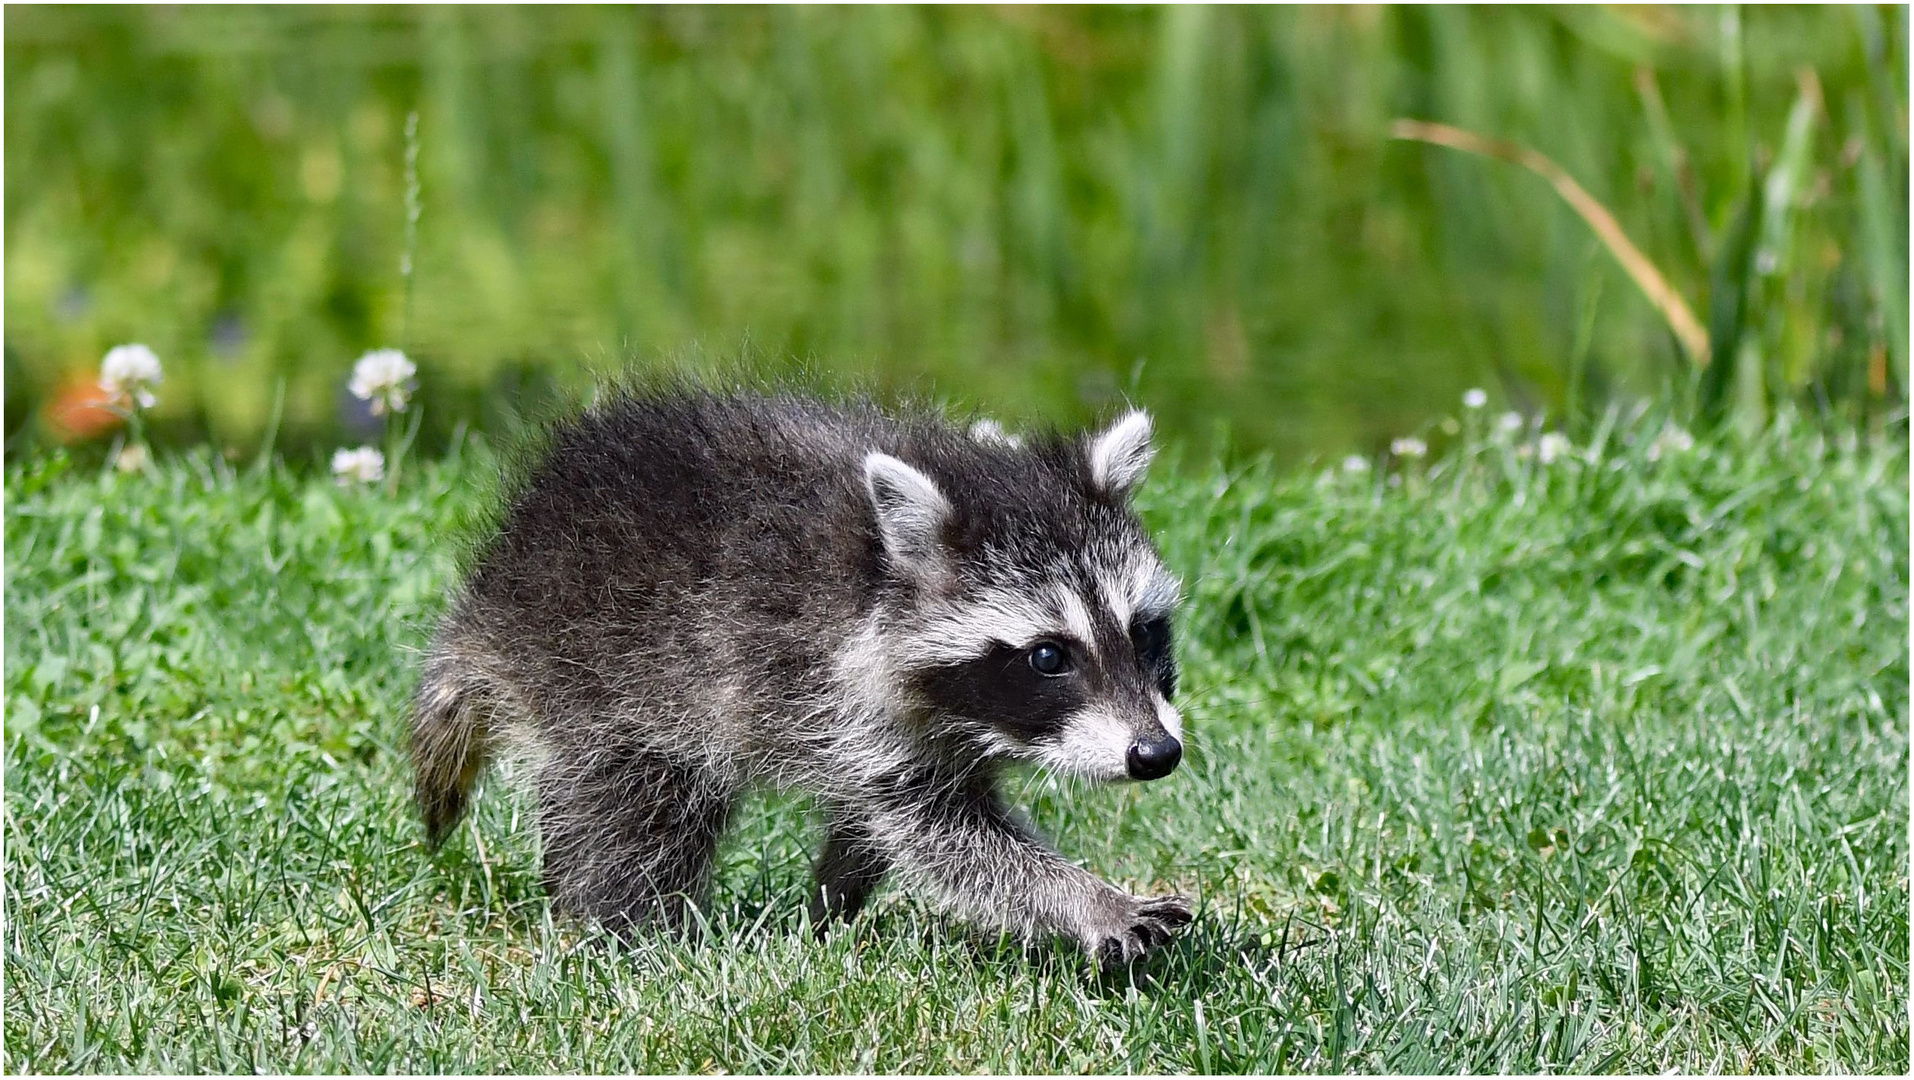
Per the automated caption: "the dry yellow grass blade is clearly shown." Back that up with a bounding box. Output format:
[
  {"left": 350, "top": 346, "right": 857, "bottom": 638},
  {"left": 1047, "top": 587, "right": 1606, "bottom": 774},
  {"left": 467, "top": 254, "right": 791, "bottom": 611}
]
[{"left": 1390, "top": 118, "right": 1711, "bottom": 366}]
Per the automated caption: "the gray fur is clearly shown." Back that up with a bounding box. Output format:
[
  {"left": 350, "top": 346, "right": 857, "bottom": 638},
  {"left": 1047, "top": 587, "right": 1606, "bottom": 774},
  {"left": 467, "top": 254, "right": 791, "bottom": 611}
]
[{"left": 412, "top": 388, "right": 1191, "bottom": 967}]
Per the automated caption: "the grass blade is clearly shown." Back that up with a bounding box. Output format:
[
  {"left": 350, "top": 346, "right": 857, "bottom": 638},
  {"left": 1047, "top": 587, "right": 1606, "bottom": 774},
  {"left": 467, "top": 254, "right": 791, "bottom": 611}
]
[{"left": 1390, "top": 119, "right": 1711, "bottom": 366}]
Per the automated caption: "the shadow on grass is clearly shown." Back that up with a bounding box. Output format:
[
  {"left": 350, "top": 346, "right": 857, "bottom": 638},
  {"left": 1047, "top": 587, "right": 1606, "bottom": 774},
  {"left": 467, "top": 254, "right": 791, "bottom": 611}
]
[{"left": 419, "top": 826, "right": 1326, "bottom": 1005}]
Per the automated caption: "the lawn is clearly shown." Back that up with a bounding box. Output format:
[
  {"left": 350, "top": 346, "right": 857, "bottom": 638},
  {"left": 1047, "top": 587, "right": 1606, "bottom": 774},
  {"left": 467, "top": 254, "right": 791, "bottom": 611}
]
[{"left": 4, "top": 412, "right": 1908, "bottom": 1072}]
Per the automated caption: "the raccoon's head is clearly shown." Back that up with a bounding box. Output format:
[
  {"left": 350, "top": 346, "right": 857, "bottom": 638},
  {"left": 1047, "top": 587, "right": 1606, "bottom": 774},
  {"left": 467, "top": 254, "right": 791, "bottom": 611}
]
[{"left": 858, "top": 410, "right": 1185, "bottom": 783}]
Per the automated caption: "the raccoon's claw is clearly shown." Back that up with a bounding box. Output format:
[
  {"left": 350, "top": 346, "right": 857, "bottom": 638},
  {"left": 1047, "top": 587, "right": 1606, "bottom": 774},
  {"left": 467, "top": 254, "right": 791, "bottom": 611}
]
[
  {"left": 1089, "top": 893, "right": 1195, "bottom": 971},
  {"left": 1138, "top": 894, "right": 1195, "bottom": 928}
]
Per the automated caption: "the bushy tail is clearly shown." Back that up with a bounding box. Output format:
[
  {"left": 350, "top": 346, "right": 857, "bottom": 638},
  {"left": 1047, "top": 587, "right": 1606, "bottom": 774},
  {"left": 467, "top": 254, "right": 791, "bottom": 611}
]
[{"left": 411, "top": 648, "right": 494, "bottom": 848}]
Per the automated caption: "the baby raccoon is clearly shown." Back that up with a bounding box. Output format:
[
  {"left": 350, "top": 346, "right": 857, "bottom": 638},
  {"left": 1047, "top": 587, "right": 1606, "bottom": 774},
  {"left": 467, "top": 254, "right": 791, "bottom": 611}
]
[{"left": 412, "top": 388, "right": 1193, "bottom": 968}]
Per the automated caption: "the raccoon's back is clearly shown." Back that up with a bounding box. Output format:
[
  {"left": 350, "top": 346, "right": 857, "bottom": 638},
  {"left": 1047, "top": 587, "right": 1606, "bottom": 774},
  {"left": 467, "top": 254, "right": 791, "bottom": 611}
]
[{"left": 458, "top": 392, "right": 891, "bottom": 683}]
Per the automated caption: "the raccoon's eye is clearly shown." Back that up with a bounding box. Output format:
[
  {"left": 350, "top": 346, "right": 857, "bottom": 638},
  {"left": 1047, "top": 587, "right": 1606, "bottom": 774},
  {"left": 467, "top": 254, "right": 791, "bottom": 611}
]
[
  {"left": 1028, "top": 642, "right": 1070, "bottom": 676},
  {"left": 1133, "top": 616, "right": 1171, "bottom": 662}
]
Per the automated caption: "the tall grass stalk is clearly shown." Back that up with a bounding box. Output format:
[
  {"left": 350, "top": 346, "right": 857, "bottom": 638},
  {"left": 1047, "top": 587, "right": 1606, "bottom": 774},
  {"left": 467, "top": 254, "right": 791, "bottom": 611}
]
[
  {"left": 1390, "top": 119, "right": 1710, "bottom": 366},
  {"left": 400, "top": 109, "right": 422, "bottom": 348}
]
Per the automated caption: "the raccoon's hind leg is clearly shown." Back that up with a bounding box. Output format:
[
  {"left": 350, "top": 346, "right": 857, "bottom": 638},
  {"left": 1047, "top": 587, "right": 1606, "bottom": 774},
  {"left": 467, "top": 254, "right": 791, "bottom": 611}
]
[
  {"left": 411, "top": 638, "right": 504, "bottom": 847},
  {"left": 537, "top": 747, "right": 735, "bottom": 939},
  {"left": 807, "top": 809, "right": 892, "bottom": 930}
]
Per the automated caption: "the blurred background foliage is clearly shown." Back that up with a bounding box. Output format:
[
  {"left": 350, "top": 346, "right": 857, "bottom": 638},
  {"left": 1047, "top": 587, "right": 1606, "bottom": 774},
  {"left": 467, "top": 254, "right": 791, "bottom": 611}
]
[{"left": 4, "top": 4, "right": 1907, "bottom": 463}]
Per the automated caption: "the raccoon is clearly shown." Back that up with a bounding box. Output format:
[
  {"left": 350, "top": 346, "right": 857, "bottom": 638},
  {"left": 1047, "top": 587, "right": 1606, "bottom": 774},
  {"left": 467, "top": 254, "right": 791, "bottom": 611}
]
[{"left": 412, "top": 388, "right": 1193, "bottom": 968}]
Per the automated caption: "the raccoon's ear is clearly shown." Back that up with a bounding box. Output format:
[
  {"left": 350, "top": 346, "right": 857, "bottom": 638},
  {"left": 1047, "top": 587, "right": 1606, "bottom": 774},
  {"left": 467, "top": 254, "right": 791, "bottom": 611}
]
[
  {"left": 863, "top": 452, "right": 952, "bottom": 570},
  {"left": 1085, "top": 409, "right": 1156, "bottom": 498}
]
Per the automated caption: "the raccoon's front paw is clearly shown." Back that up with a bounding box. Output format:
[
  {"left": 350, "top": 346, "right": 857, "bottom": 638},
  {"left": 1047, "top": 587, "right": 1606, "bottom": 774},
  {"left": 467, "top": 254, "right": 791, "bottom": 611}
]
[{"left": 1085, "top": 893, "right": 1194, "bottom": 971}]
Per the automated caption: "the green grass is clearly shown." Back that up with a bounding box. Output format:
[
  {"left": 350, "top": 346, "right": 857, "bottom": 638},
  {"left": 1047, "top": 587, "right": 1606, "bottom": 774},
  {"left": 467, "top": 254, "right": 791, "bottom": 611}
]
[
  {"left": 5, "top": 412, "right": 1907, "bottom": 1072},
  {"left": 6, "top": 6, "right": 1907, "bottom": 459}
]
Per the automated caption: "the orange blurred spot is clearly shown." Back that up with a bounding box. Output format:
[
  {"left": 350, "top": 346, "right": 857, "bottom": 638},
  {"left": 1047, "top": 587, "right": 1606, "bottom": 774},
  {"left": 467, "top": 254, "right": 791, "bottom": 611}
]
[{"left": 45, "top": 373, "right": 123, "bottom": 442}]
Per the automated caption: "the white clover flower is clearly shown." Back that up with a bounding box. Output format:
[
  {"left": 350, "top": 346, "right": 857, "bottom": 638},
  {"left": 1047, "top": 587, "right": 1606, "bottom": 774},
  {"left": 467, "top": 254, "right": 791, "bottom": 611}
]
[
  {"left": 348, "top": 348, "right": 417, "bottom": 415},
  {"left": 1462, "top": 388, "right": 1488, "bottom": 410},
  {"left": 1646, "top": 425, "right": 1696, "bottom": 462},
  {"left": 1390, "top": 437, "right": 1427, "bottom": 459},
  {"left": 1496, "top": 411, "right": 1525, "bottom": 435},
  {"left": 113, "top": 443, "right": 150, "bottom": 473},
  {"left": 99, "top": 344, "right": 162, "bottom": 409},
  {"left": 331, "top": 445, "right": 386, "bottom": 485},
  {"left": 1341, "top": 454, "right": 1371, "bottom": 474},
  {"left": 1537, "top": 431, "right": 1573, "bottom": 465}
]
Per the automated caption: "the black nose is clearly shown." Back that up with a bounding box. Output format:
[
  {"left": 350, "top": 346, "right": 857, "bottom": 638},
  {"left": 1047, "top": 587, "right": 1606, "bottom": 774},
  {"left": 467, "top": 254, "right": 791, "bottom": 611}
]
[{"left": 1126, "top": 736, "right": 1182, "bottom": 781}]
